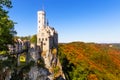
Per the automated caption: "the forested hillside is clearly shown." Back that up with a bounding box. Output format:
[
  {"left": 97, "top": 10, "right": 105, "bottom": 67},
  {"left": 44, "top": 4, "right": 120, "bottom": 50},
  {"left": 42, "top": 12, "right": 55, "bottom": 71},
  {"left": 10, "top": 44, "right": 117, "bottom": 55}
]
[{"left": 58, "top": 42, "right": 120, "bottom": 80}]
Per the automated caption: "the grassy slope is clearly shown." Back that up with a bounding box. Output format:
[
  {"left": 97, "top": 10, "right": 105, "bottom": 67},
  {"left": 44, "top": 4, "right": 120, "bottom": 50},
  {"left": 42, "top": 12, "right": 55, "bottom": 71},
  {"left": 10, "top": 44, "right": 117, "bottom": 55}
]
[{"left": 58, "top": 42, "right": 120, "bottom": 80}]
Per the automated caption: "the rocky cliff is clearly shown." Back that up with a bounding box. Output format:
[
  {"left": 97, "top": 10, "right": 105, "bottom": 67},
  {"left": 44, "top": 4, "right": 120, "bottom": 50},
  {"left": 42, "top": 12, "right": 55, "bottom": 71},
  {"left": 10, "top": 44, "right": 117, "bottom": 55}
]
[{"left": 29, "top": 47, "right": 65, "bottom": 80}]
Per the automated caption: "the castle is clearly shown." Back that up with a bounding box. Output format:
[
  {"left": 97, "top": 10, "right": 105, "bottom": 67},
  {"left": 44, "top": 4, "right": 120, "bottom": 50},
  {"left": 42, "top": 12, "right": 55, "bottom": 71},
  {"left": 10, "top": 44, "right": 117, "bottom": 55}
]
[
  {"left": 35, "top": 10, "right": 66, "bottom": 80},
  {"left": 37, "top": 11, "right": 58, "bottom": 53},
  {"left": 37, "top": 11, "right": 58, "bottom": 68}
]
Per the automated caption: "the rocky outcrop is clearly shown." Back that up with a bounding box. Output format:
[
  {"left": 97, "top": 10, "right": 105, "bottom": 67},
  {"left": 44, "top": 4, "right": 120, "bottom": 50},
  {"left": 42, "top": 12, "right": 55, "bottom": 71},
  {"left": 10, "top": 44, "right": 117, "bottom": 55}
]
[
  {"left": 29, "top": 66, "right": 50, "bottom": 80},
  {"left": 29, "top": 47, "right": 65, "bottom": 80}
]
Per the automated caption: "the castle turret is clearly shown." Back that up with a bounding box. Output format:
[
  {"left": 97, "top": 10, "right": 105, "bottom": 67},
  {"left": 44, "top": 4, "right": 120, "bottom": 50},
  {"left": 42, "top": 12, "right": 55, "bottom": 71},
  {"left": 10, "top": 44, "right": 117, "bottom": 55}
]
[{"left": 37, "top": 11, "right": 46, "bottom": 30}]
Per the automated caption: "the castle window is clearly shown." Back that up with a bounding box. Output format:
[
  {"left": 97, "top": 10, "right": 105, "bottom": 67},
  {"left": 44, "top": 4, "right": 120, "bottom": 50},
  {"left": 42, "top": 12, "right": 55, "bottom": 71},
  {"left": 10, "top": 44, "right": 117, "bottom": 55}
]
[
  {"left": 39, "top": 38, "right": 41, "bottom": 42},
  {"left": 39, "top": 21, "right": 40, "bottom": 23},
  {"left": 46, "top": 38, "right": 47, "bottom": 41},
  {"left": 44, "top": 43, "right": 46, "bottom": 45},
  {"left": 42, "top": 38, "right": 44, "bottom": 41}
]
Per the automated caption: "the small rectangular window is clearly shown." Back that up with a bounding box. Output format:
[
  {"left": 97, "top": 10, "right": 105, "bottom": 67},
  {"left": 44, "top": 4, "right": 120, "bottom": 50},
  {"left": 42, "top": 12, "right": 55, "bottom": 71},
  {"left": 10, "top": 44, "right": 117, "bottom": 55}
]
[
  {"left": 39, "top": 38, "right": 41, "bottom": 41},
  {"left": 44, "top": 43, "right": 46, "bottom": 45}
]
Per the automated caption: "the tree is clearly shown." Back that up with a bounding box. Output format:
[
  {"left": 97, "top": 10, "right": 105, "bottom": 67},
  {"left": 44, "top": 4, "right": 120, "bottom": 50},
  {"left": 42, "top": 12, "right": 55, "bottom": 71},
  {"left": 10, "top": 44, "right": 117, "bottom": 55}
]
[
  {"left": 30, "top": 34, "right": 37, "bottom": 44},
  {"left": 0, "top": 0, "right": 16, "bottom": 51}
]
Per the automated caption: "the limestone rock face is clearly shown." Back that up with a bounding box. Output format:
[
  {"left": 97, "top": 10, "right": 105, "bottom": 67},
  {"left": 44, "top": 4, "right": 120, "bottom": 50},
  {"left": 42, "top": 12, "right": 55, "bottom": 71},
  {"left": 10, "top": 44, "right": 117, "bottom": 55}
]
[
  {"left": 29, "top": 66, "right": 49, "bottom": 80},
  {"left": 29, "top": 47, "right": 65, "bottom": 80},
  {"left": 29, "top": 47, "right": 40, "bottom": 62}
]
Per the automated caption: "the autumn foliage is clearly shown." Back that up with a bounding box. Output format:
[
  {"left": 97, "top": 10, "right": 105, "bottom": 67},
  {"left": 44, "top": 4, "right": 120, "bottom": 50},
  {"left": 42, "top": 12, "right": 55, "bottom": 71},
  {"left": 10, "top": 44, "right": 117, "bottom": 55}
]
[{"left": 58, "top": 42, "right": 120, "bottom": 80}]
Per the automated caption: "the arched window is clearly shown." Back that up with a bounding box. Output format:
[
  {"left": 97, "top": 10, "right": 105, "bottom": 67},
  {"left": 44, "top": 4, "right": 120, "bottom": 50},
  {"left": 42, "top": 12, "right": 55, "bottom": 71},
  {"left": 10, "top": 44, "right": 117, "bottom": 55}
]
[
  {"left": 43, "top": 43, "right": 46, "bottom": 45},
  {"left": 42, "top": 38, "right": 44, "bottom": 41}
]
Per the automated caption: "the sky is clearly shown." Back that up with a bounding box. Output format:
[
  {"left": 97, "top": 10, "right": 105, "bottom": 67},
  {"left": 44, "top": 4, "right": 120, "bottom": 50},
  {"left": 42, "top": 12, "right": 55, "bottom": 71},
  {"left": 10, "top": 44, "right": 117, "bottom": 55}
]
[{"left": 8, "top": 0, "right": 120, "bottom": 43}]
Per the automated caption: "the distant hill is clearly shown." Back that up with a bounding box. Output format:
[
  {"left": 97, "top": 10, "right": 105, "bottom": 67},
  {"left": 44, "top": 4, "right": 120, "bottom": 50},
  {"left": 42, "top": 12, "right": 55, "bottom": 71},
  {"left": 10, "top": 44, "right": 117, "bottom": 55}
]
[
  {"left": 110, "top": 43, "right": 120, "bottom": 49},
  {"left": 99, "top": 43, "right": 120, "bottom": 49},
  {"left": 58, "top": 42, "right": 120, "bottom": 80}
]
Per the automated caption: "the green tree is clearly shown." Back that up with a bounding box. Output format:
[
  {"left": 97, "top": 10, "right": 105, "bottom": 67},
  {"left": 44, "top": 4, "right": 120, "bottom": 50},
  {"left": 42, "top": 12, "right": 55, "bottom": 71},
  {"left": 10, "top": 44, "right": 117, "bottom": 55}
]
[
  {"left": 30, "top": 34, "right": 37, "bottom": 44},
  {"left": 0, "top": 0, "right": 16, "bottom": 51}
]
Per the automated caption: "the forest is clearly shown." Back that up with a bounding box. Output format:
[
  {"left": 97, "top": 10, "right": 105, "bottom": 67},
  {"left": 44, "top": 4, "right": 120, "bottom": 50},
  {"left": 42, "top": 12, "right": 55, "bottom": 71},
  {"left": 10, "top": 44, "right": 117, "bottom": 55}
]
[{"left": 58, "top": 42, "right": 120, "bottom": 80}]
